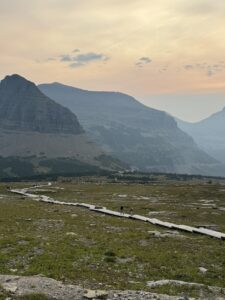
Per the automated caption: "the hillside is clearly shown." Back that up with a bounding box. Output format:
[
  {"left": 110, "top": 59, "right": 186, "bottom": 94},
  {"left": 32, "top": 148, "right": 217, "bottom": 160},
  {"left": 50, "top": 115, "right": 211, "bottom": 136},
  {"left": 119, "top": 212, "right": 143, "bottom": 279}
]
[
  {"left": 177, "top": 109, "right": 225, "bottom": 164},
  {"left": 39, "top": 82, "right": 222, "bottom": 176},
  {"left": 0, "top": 75, "right": 122, "bottom": 178}
]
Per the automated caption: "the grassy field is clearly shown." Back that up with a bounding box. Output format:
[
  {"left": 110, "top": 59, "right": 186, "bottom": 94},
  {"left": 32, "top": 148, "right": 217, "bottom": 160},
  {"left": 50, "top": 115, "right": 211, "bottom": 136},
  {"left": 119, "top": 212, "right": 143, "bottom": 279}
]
[{"left": 0, "top": 177, "right": 224, "bottom": 298}]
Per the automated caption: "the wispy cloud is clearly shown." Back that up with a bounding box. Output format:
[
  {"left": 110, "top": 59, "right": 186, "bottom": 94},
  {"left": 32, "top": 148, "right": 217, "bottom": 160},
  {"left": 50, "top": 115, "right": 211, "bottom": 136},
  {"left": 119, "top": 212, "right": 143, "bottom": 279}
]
[
  {"left": 49, "top": 50, "right": 110, "bottom": 68},
  {"left": 184, "top": 62, "right": 225, "bottom": 77},
  {"left": 69, "top": 62, "right": 84, "bottom": 68},
  {"left": 2, "top": 0, "right": 225, "bottom": 96},
  {"left": 72, "top": 49, "right": 80, "bottom": 53},
  {"left": 136, "top": 57, "right": 152, "bottom": 68},
  {"left": 46, "top": 57, "right": 56, "bottom": 62},
  {"left": 159, "top": 65, "right": 169, "bottom": 73},
  {"left": 59, "top": 55, "right": 73, "bottom": 62},
  {"left": 69, "top": 52, "right": 109, "bottom": 68},
  {"left": 184, "top": 64, "right": 194, "bottom": 70}
]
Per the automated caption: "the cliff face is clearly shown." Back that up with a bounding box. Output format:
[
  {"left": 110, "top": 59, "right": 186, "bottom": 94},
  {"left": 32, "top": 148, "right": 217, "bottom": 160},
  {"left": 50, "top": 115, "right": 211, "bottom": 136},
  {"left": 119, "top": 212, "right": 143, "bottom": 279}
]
[{"left": 0, "top": 75, "right": 84, "bottom": 134}]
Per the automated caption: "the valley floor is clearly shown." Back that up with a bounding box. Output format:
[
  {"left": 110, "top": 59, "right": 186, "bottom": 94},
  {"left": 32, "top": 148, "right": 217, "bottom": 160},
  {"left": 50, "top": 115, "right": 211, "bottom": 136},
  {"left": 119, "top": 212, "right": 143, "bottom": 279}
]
[{"left": 0, "top": 176, "right": 224, "bottom": 299}]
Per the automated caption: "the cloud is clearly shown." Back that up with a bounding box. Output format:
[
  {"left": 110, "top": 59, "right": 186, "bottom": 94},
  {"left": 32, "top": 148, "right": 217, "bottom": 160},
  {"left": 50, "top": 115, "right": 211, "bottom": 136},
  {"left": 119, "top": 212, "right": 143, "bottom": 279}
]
[
  {"left": 2, "top": 0, "right": 225, "bottom": 96},
  {"left": 207, "top": 69, "right": 213, "bottom": 77},
  {"left": 184, "top": 61, "right": 225, "bottom": 77},
  {"left": 59, "top": 54, "right": 73, "bottom": 62},
  {"left": 140, "top": 57, "right": 152, "bottom": 64},
  {"left": 46, "top": 57, "right": 56, "bottom": 62},
  {"left": 49, "top": 50, "right": 110, "bottom": 68},
  {"left": 184, "top": 64, "right": 194, "bottom": 70},
  {"left": 69, "top": 62, "right": 84, "bottom": 69},
  {"left": 69, "top": 52, "right": 109, "bottom": 68},
  {"left": 136, "top": 56, "right": 152, "bottom": 68},
  {"left": 159, "top": 65, "right": 168, "bottom": 73},
  {"left": 73, "top": 52, "right": 108, "bottom": 63}
]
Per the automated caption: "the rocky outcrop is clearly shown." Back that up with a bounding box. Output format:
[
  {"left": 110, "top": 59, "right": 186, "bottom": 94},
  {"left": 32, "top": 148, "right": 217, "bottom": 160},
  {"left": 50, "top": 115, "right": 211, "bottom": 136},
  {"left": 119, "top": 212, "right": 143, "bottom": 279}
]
[{"left": 0, "top": 275, "right": 200, "bottom": 300}]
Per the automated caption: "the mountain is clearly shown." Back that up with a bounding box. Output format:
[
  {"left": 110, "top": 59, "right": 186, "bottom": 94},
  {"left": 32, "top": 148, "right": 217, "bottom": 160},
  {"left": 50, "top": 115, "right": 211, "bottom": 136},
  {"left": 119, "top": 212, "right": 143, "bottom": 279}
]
[
  {"left": 0, "top": 75, "right": 84, "bottom": 134},
  {"left": 177, "top": 108, "right": 225, "bottom": 164},
  {"left": 0, "top": 75, "right": 122, "bottom": 178},
  {"left": 39, "top": 82, "right": 222, "bottom": 176}
]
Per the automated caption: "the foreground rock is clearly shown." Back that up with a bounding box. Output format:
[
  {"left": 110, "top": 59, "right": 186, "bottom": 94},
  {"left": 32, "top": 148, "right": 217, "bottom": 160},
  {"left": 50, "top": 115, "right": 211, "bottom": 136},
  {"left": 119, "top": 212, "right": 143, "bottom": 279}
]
[{"left": 0, "top": 275, "right": 197, "bottom": 300}]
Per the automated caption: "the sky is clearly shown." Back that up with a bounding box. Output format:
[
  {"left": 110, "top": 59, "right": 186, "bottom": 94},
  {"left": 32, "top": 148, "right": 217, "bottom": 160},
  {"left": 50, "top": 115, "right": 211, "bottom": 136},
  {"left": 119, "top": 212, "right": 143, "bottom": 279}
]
[{"left": 1, "top": 0, "right": 225, "bottom": 122}]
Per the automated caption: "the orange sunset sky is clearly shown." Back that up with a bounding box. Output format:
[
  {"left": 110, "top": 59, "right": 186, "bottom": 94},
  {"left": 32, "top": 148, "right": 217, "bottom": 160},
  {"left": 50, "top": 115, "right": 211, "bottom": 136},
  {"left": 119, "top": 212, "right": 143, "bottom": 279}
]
[{"left": 1, "top": 0, "right": 225, "bottom": 121}]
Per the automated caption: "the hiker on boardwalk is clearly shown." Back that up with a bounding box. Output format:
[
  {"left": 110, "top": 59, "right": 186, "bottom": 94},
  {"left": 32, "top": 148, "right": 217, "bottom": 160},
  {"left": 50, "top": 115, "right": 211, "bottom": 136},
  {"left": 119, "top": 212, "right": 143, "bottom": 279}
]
[{"left": 120, "top": 206, "right": 124, "bottom": 214}]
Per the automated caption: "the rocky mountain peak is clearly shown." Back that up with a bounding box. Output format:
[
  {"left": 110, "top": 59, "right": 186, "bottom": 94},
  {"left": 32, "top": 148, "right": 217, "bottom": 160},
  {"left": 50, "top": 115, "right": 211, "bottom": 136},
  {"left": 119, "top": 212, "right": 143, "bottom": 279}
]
[
  {"left": 0, "top": 74, "right": 38, "bottom": 94},
  {"left": 0, "top": 74, "right": 84, "bottom": 135},
  {"left": 2, "top": 74, "right": 31, "bottom": 84}
]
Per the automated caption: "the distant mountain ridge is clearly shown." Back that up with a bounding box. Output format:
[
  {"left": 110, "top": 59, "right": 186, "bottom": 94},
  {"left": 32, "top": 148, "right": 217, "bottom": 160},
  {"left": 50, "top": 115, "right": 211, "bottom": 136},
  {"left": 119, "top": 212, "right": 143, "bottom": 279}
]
[
  {"left": 0, "top": 75, "right": 123, "bottom": 178},
  {"left": 177, "top": 108, "right": 225, "bottom": 163},
  {"left": 39, "top": 82, "right": 224, "bottom": 176}
]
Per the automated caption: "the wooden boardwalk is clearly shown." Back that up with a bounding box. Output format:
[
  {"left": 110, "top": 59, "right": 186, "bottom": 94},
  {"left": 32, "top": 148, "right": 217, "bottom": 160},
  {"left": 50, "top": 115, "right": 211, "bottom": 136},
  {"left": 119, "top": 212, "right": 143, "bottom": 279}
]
[{"left": 10, "top": 185, "right": 225, "bottom": 241}]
